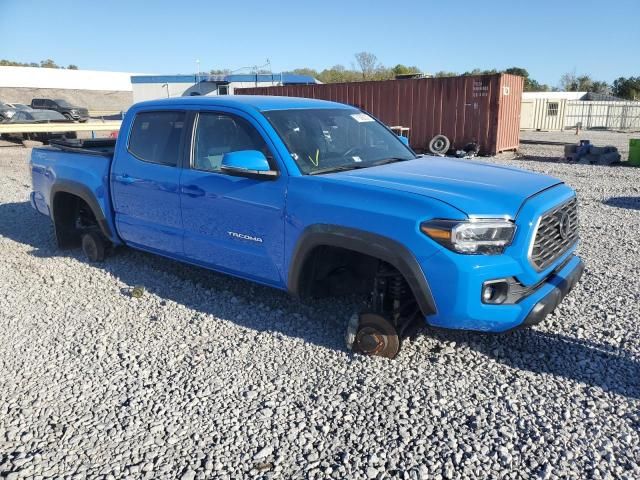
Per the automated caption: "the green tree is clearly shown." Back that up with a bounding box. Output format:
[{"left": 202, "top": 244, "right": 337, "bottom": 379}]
[
  {"left": 391, "top": 64, "right": 421, "bottom": 76},
  {"left": 463, "top": 68, "right": 499, "bottom": 76},
  {"left": 67, "top": 64, "right": 79, "bottom": 70},
  {"left": 433, "top": 71, "right": 458, "bottom": 78},
  {"left": 319, "top": 65, "right": 362, "bottom": 83},
  {"left": 560, "top": 72, "right": 610, "bottom": 93},
  {"left": 290, "top": 67, "right": 320, "bottom": 78},
  {"left": 503, "top": 66, "right": 549, "bottom": 92},
  {"left": 40, "top": 59, "right": 59, "bottom": 68},
  {"left": 1, "top": 59, "right": 38, "bottom": 67},
  {"left": 612, "top": 76, "right": 640, "bottom": 100}
]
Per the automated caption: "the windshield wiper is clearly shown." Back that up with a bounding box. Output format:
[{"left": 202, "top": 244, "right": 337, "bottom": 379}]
[
  {"left": 308, "top": 157, "right": 413, "bottom": 175},
  {"left": 308, "top": 165, "right": 367, "bottom": 175},
  {"left": 371, "top": 157, "right": 415, "bottom": 166}
]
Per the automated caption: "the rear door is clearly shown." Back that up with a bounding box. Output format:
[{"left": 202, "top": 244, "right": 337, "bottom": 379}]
[
  {"left": 179, "top": 109, "right": 287, "bottom": 286},
  {"left": 111, "top": 110, "right": 186, "bottom": 254}
]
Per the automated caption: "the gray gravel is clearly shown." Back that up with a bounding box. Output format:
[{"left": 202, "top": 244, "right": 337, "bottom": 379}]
[{"left": 1, "top": 134, "right": 639, "bottom": 479}]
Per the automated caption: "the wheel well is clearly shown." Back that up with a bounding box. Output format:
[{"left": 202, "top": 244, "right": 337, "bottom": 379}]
[
  {"left": 297, "top": 245, "right": 424, "bottom": 336},
  {"left": 51, "top": 192, "right": 100, "bottom": 248},
  {"left": 297, "top": 245, "right": 398, "bottom": 299}
]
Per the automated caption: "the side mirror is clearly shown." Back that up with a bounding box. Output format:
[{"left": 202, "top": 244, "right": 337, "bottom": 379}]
[
  {"left": 398, "top": 135, "right": 410, "bottom": 146},
  {"left": 220, "top": 150, "right": 278, "bottom": 180}
]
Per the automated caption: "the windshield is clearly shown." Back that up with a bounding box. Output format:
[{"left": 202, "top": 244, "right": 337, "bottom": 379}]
[
  {"left": 55, "top": 99, "right": 74, "bottom": 107},
  {"left": 263, "top": 108, "right": 416, "bottom": 174}
]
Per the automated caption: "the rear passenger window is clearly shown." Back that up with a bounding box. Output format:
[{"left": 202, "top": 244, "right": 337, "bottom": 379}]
[{"left": 128, "top": 111, "right": 185, "bottom": 166}]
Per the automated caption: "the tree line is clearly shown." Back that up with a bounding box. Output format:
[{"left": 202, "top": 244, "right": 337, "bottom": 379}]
[
  {"left": 1, "top": 59, "right": 78, "bottom": 70},
  {"left": 285, "top": 52, "right": 640, "bottom": 100},
  {"left": 4, "top": 54, "right": 640, "bottom": 101}
]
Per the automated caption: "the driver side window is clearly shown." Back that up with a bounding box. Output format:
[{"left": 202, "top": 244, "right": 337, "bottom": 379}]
[{"left": 193, "top": 112, "right": 269, "bottom": 172}]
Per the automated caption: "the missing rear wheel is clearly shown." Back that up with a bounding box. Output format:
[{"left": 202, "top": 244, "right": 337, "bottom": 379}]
[{"left": 81, "top": 231, "right": 106, "bottom": 262}]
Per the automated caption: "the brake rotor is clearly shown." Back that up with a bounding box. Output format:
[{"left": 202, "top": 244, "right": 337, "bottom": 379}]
[{"left": 354, "top": 313, "right": 400, "bottom": 359}]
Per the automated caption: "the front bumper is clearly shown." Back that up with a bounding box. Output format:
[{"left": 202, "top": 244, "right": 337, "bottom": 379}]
[
  {"left": 520, "top": 256, "right": 584, "bottom": 328},
  {"left": 424, "top": 253, "right": 584, "bottom": 333}
]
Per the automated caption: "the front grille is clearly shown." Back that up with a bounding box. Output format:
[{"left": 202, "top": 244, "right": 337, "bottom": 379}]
[{"left": 529, "top": 197, "right": 579, "bottom": 271}]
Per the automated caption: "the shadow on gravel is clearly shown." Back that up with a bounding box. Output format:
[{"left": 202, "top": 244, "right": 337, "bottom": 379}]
[
  {"left": 603, "top": 196, "right": 640, "bottom": 211},
  {"left": 2, "top": 201, "right": 639, "bottom": 397},
  {"left": 520, "top": 139, "right": 571, "bottom": 146},
  {"left": 514, "top": 155, "right": 563, "bottom": 164},
  {"left": 434, "top": 328, "right": 640, "bottom": 400},
  {"left": 0, "top": 201, "right": 349, "bottom": 353}
]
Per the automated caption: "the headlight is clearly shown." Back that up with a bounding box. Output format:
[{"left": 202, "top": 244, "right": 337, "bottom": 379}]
[
  {"left": 5, "top": 111, "right": 15, "bottom": 118},
  {"left": 70, "top": 109, "right": 78, "bottom": 114},
  {"left": 421, "top": 219, "right": 515, "bottom": 254}
]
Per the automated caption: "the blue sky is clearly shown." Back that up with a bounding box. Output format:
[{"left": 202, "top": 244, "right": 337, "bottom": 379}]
[{"left": 1, "top": 0, "right": 638, "bottom": 86}]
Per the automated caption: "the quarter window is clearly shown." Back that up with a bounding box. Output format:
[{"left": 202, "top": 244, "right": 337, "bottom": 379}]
[
  {"left": 128, "top": 111, "right": 185, "bottom": 166},
  {"left": 192, "top": 113, "right": 269, "bottom": 172}
]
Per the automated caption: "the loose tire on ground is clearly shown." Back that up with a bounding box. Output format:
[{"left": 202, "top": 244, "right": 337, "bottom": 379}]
[
  {"left": 81, "top": 231, "right": 106, "bottom": 262},
  {"left": 353, "top": 313, "right": 401, "bottom": 359},
  {"left": 428, "top": 134, "right": 451, "bottom": 155}
]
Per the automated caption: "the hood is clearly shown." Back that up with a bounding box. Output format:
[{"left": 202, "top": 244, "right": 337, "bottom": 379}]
[{"left": 324, "top": 156, "right": 563, "bottom": 218}]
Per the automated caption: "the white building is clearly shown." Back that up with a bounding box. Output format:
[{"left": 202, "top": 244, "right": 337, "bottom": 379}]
[
  {"left": 131, "top": 73, "right": 319, "bottom": 103},
  {"left": 520, "top": 91, "right": 640, "bottom": 131}
]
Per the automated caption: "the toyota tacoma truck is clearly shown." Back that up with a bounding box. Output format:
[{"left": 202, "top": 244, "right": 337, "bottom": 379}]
[{"left": 29, "top": 96, "right": 584, "bottom": 358}]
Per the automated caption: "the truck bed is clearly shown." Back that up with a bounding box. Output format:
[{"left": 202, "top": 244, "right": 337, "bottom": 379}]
[
  {"left": 30, "top": 139, "right": 116, "bottom": 240},
  {"left": 48, "top": 138, "right": 116, "bottom": 157}
]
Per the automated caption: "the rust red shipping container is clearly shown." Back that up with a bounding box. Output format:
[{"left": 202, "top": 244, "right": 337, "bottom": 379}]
[{"left": 237, "top": 73, "right": 523, "bottom": 155}]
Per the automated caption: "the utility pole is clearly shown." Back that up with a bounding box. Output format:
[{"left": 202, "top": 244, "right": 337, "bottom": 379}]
[{"left": 196, "top": 59, "right": 201, "bottom": 94}]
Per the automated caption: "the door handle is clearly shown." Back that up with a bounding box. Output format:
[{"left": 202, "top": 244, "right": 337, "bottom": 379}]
[
  {"left": 115, "top": 174, "right": 135, "bottom": 184},
  {"left": 181, "top": 185, "right": 205, "bottom": 197}
]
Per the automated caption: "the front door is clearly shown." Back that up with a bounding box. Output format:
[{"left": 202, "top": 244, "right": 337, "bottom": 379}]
[
  {"left": 180, "top": 110, "right": 287, "bottom": 286},
  {"left": 111, "top": 110, "right": 186, "bottom": 254}
]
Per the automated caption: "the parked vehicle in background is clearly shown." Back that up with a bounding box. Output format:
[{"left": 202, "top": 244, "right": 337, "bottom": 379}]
[
  {"left": 2, "top": 109, "right": 76, "bottom": 143},
  {"left": 0, "top": 101, "right": 17, "bottom": 122},
  {"left": 29, "top": 96, "right": 584, "bottom": 358},
  {"left": 31, "top": 98, "right": 89, "bottom": 122},
  {"left": 6, "top": 103, "right": 34, "bottom": 111}
]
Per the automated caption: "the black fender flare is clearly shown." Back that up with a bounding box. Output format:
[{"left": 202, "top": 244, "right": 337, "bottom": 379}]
[
  {"left": 50, "top": 180, "right": 115, "bottom": 240},
  {"left": 287, "top": 224, "right": 437, "bottom": 316}
]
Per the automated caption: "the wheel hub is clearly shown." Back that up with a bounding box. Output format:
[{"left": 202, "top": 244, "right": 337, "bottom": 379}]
[
  {"left": 356, "top": 327, "right": 386, "bottom": 354},
  {"left": 353, "top": 313, "right": 400, "bottom": 359}
]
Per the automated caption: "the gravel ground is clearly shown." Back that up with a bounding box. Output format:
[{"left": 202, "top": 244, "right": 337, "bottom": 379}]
[
  {"left": 1, "top": 134, "right": 639, "bottom": 479},
  {"left": 518, "top": 129, "right": 638, "bottom": 160}
]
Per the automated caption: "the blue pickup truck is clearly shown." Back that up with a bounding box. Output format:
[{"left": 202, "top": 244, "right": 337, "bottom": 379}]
[{"left": 30, "top": 96, "right": 584, "bottom": 358}]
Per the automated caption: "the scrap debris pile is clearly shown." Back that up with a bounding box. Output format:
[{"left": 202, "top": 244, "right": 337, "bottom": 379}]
[
  {"left": 564, "top": 140, "right": 622, "bottom": 166},
  {"left": 427, "top": 134, "right": 480, "bottom": 159}
]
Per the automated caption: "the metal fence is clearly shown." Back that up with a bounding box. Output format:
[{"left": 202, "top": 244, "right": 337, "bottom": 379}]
[{"left": 564, "top": 101, "right": 640, "bottom": 130}]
